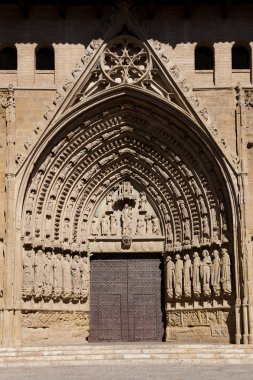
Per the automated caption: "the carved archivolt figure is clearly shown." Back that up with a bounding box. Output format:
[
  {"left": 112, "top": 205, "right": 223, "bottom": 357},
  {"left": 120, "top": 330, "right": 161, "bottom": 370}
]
[
  {"left": 151, "top": 214, "right": 160, "bottom": 235},
  {"left": 101, "top": 214, "right": 109, "bottom": 235},
  {"left": 174, "top": 254, "right": 183, "bottom": 299},
  {"left": 167, "top": 222, "right": 173, "bottom": 243},
  {"left": 166, "top": 255, "right": 174, "bottom": 299},
  {"left": 34, "top": 249, "right": 44, "bottom": 298},
  {"left": 22, "top": 250, "right": 34, "bottom": 297},
  {"left": 211, "top": 250, "right": 221, "bottom": 296},
  {"left": 62, "top": 253, "right": 72, "bottom": 299},
  {"left": 53, "top": 253, "right": 63, "bottom": 299},
  {"left": 183, "top": 254, "right": 192, "bottom": 297},
  {"left": 192, "top": 252, "right": 201, "bottom": 297},
  {"left": 220, "top": 248, "right": 231, "bottom": 295},
  {"left": 202, "top": 215, "right": 210, "bottom": 239},
  {"left": 122, "top": 203, "right": 133, "bottom": 236},
  {"left": 201, "top": 249, "right": 211, "bottom": 296},
  {"left": 183, "top": 219, "right": 191, "bottom": 241}
]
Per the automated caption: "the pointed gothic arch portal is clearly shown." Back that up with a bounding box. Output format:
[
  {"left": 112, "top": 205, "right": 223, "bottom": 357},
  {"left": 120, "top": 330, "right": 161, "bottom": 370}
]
[{"left": 18, "top": 36, "right": 239, "bottom": 344}]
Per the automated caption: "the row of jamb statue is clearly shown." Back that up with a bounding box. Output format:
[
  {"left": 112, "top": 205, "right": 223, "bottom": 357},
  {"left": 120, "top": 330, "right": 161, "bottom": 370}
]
[
  {"left": 22, "top": 249, "right": 89, "bottom": 302},
  {"left": 166, "top": 247, "right": 231, "bottom": 299}
]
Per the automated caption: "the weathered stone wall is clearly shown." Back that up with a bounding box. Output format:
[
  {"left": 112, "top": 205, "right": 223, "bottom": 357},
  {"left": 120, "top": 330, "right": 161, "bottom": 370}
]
[{"left": 0, "top": 2, "right": 252, "bottom": 346}]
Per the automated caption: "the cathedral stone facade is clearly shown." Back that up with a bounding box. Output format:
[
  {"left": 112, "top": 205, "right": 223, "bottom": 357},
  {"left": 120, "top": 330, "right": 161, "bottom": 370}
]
[{"left": 0, "top": 0, "right": 252, "bottom": 346}]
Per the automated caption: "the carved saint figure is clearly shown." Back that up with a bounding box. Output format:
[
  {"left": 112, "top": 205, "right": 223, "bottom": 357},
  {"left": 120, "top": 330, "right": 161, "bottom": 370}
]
[
  {"left": 106, "top": 191, "right": 114, "bottom": 212},
  {"left": 151, "top": 214, "right": 160, "bottom": 235},
  {"left": 220, "top": 248, "right": 231, "bottom": 295},
  {"left": 136, "top": 217, "right": 146, "bottom": 235},
  {"left": 80, "top": 256, "right": 89, "bottom": 301},
  {"left": 34, "top": 249, "right": 44, "bottom": 298},
  {"left": 25, "top": 213, "right": 31, "bottom": 227},
  {"left": 71, "top": 255, "right": 81, "bottom": 299},
  {"left": 122, "top": 203, "right": 133, "bottom": 236},
  {"left": 211, "top": 250, "right": 221, "bottom": 296},
  {"left": 145, "top": 214, "right": 152, "bottom": 235},
  {"left": 179, "top": 200, "right": 188, "bottom": 219},
  {"left": 53, "top": 253, "right": 63, "bottom": 299},
  {"left": 199, "top": 197, "right": 207, "bottom": 215},
  {"left": 139, "top": 192, "right": 147, "bottom": 211},
  {"left": 192, "top": 252, "right": 201, "bottom": 297},
  {"left": 63, "top": 219, "right": 70, "bottom": 240},
  {"left": 62, "top": 253, "right": 72, "bottom": 299},
  {"left": 101, "top": 214, "right": 109, "bottom": 235},
  {"left": 202, "top": 215, "right": 210, "bottom": 239},
  {"left": 167, "top": 222, "right": 173, "bottom": 243},
  {"left": 174, "top": 254, "right": 183, "bottom": 299},
  {"left": 43, "top": 251, "right": 54, "bottom": 298},
  {"left": 110, "top": 215, "right": 118, "bottom": 235},
  {"left": 183, "top": 219, "right": 191, "bottom": 241},
  {"left": 91, "top": 216, "right": 99, "bottom": 235},
  {"left": 166, "top": 255, "right": 174, "bottom": 299},
  {"left": 22, "top": 250, "right": 34, "bottom": 297},
  {"left": 201, "top": 249, "right": 211, "bottom": 296},
  {"left": 183, "top": 254, "right": 192, "bottom": 297}
]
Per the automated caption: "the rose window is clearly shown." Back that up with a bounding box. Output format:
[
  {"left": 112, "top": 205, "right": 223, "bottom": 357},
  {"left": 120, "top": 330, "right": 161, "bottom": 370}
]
[{"left": 101, "top": 36, "right": 151, "bottom": 85}]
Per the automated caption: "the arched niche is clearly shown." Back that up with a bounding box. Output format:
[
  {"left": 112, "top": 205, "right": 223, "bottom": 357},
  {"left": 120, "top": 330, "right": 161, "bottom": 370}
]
[{"left": 16, "top": 88, "right": 240, "bottom": 344}]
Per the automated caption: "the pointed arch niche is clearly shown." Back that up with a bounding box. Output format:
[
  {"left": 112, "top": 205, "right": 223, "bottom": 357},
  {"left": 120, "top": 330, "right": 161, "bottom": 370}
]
[{"left": 16, "top": 36, "right": 241, "bottom": 345}]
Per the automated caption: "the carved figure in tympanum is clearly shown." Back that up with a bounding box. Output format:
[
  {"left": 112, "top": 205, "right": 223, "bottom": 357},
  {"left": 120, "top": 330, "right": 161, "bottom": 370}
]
[
  {"left": 220, "top": 248, "right": 231, "bottom": 295},
  {"left": 136, "top": 217, "right": 146, "bottom": 235},
  {"left": 110, "top": 214, "right": 118, "bottom": 235},
  {"left": 145, "top": 214, "right": 152, "bottom": 235},
  {"left": 211, "top": 250, "right": 221, "bottom": 296},
  {"left": 122, "top": 203, "right": 133, "bottom": 236},
  {"left": 106, "top": 191, "right": 114, "bottom": 212},
  {"left": 22, "top": 250, "right": 34, "bottom": 298},
  {"left": 91, "top": 216, "right": 99, "bottom": 235},
  {"left": 201, "top": 250, "right": 211, "bottom": 296},
  {"left": 62, "top": 253, "right": 72, "bottom": 299},
  {"left": 174, "top": 254, "right": 183, "bottom": 299},
  {"left": 53, "top": 253, "right": 63, "bottom": 300},
  {"left": 192, "top": 252, "right": 201, "bottom": 297},
  {"left": 139, "top": 192, "right": 147, "bottom": 211},
  {"left": 101, "top": 214, "right": 109, "bottom": 235},
  {"left": 34, "top": 249, "right": 44, "bottom": 298},
  {"left": 166, "top": 255, "right": 174, "bottom": 299},
  {"left": 183, "top": 254, "right": 192, "bottom": 297}
]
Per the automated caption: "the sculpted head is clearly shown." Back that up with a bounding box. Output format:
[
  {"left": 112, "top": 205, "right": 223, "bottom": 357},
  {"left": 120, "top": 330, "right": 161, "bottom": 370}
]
[
  {"left": 74, "top": 254, "right": 79, "bottom": 262},
  {"left": 202, "top": 249, "right": 209, "bottom": 257},
  {"left": 46, "top": 250, "right": 52, "bottom": 259},
  {"left": 184, "top": 254, "right": 190, "bottom": 260},
  {"left": 175, "top": 254, "right": 181, "bottom": 260},
  {"left": 193, "top": 252, "right": 199, "bottom": 258},
  {"left": 213, "top": 250, "right": 219, "bottom": 258},
  {"left": 37, "top": 249, "right": 43, "bottom": 256},
  {"left": 221, "top": 248, "right": 228, "bottom": 256}
]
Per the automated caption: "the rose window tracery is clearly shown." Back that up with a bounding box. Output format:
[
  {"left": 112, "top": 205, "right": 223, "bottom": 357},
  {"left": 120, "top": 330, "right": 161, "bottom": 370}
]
[{"left": 101, "top": 36, "right": 151, "bottom": 84}]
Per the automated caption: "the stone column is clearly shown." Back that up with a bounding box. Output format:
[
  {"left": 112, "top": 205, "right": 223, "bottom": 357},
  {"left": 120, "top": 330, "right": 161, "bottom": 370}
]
[{"left": 2, "top": 85, "right": 16, "bottom": 346}]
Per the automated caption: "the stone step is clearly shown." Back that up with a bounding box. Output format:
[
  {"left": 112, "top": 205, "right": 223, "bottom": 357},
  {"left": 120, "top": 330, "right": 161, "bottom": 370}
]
[{"left": 0, "top": 344, "right": 252, "bottom": 367}]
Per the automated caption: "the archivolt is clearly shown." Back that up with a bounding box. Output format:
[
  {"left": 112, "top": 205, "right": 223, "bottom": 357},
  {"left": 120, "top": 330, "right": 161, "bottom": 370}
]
[{"left": 20, "top": 92, "right": 232, "bottom": 255}]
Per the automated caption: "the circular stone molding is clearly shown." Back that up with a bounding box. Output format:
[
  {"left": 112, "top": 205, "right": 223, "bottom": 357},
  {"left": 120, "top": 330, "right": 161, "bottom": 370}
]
[{"left": 101, "top": 35, "right": 151, "bottom": 85}]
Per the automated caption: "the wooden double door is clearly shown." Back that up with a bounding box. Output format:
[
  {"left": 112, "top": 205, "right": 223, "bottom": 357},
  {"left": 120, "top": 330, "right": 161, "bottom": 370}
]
[{"left": 89, "top": 253, "right": 165, "bottom": 342}]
